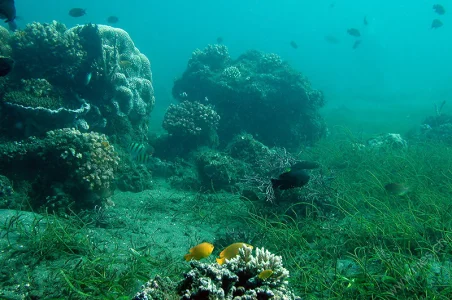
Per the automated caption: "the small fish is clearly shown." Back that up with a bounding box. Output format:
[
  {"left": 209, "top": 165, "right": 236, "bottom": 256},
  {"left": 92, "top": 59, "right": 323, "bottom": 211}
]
[
  {"left": 258, "top": 269, "right": 274, "bottom": 280},
  {"left": 107, "top": 16, "right": 119, "bottom": 24},
  {"left": 384, "top": 183, "right": 410, "bottom": 196},
  {"left": 271, "top": 162, "right": 311, "bottom": 190},
  {"left": 184, "top": 242, "right": 214, "bottom": 261},
  {"left": 290, "top": 40, "right": 298, "bottom": 49},
  {"left": 69, "top": 8, "right": 86, "bottom": 18},
  {"left": 135, "top": 152, "right": 151, "bottom": 164},
  {"left": 433, "top": 4, "right": 445, "bottom": 15},
  {"left": 73, "top": 70, "right": 92, "bottom": 86},
  {"left": 363, "top": 16, "right": 368, "bottom": 26},
  {"left": 0, "top": 56, "right": 14, "bottom": 77},
  {"left": 216, "top": 37, "right": 223, "bottom": 44},
  {"left": 431, "top": 19, "right": 443, "bottom": 29},
  {"left": 347, "top": 28, "right": 361, "bottom": 37},
  {"left": 216, "top": 242, "right": 252, "bottom": 265},
  {"left": 119, "top": 60, "right": 132, "bottom": 69},
  {"left": 353, "top": 40, "right": 362, "bottom": 49},
  {"left": 128, "top": 142, "right": 154, "bottom": 164}
]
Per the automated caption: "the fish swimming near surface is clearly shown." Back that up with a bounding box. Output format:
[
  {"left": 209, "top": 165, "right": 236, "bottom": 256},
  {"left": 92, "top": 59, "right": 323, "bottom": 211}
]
[
  {"left": 433, "top": 4, "right": 445, "bottom": 15},
  {"left": 0, "top": 56, "right": 14, "bottom": 77},
  {"left": 384, "top": 183, "right": 410, "bottom": 196},
  {"left": 69, "top": 8, "right": 86, "bottom": 18},
  {"left": 271, "top": 161, "right": 318, "bottom": 190},
  {"left": 216, "top": 242, "right": 252, "bottom": 265},
  {"left": 431, "top": 19, "right": 443, "bottom": 29},
  {"left": 216, "top": 37, "right": 223, "bottom": 44},
  {"left": 128, "top": 142, "right": 154, "bottom": 164},
  {"left": 347, "top": 28, "right": 361, "bottom": 37},
  {"left": 290, "top": 40, "right": 298, "bottom": 49},
  {"left": 363, "top": 16, "right": 368, "bottom": 26},
  {"left": 353, "top": 40, "right": 362, "bottom": 49},
  {"left": 107, "top": 16, "right": 119, "bottom": 24},
  {"left": 0, "top": 0, "right": 17, "bottom": 30},
  {"left": 184, "top": 242, "right": 214, "bottom": 261}
]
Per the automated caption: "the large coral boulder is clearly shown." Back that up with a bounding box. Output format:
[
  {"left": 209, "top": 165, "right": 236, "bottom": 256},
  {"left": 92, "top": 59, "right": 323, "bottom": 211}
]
[
  {"left": 2, "top": 22, "right": 154, "bottom": 145},
  {"left": 173, "top": 45, "right": 326, "bottom": 149}
]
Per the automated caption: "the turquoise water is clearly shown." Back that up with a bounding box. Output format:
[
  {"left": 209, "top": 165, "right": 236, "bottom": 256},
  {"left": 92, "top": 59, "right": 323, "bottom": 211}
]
[
  {"left": 2, "top": 1, "right": 452, "bottom": 298},
  {"left": 17, "top": 0, "right": 452, "bottom": 125}
]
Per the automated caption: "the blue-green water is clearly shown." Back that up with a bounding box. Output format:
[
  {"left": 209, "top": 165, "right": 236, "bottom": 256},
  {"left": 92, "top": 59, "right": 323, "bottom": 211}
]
[
  {"left": 17, "top": 0, "right": 452, "bottom": 126},
  {"left": 2, "top": 1, "right": 452, "bottom": 299}
]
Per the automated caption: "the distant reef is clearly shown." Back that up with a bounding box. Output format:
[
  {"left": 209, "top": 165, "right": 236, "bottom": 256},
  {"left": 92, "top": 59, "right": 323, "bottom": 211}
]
[
  {"left": 0, "top": 21, "right": 154, "bottom": 146},
  {"left": 171, "top": 44, "right": 327, "bottom": 150}
]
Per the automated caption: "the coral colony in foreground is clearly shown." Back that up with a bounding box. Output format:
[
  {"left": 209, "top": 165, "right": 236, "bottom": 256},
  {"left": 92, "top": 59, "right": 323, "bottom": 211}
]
[{"left": 134, "top": 245, "right": 299, "bottom": 300}]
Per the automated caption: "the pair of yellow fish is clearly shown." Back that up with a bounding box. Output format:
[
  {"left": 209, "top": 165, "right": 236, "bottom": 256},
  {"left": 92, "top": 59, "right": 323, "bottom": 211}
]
[
  {"left": 184, "top": 242, "right": 273, "bottom": 280},
  {"left": 184, "top": 242, "right": 251, "bottom": 265}
]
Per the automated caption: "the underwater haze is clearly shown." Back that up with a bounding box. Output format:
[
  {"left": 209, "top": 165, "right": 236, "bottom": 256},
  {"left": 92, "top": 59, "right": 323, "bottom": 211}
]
[
  {"left": 3, "top": 0, "right": 452, "bottom": 299},
  {"left": 16, "top": 0, "right": 452, "bottom": 131}
]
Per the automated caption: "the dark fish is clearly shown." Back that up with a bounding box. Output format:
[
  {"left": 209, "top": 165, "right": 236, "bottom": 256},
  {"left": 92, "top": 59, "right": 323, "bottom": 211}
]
[
  {"left": 69, "top": 8, "right": 86, "bottom": 18},
  {"left": 107, "top": 16, "right": 119, "bottom": 24},
  {"left": 363, "top": 16, "right": 368, "bottom": 26},
  {"left": 347, "top": 28, "right": 361, "bottom": 37},
  {"left": 290, "top": 40, "right": 298, "bottom": 49},
  {"left": 353, "top": 40, "right": 362, "bottom": 49},
  {"left": 431, "top": 19, "right": 443, "bottom": 29},
  {"left": 384, "top": 183, "right": 410, "bottom": 196},
  {"left": 0, "top": 56, "right": 14, "bottom": 76},
  {"left": 0, "top": 0, "right": 16, "bottom": 22},
  {"left": 433, "top": 4, "right": 445, "bottom": 15},
  {"left": 216, "top": 37, "right": 223, "bottom": 44},
  {"left": 324, "top": 35, "right": 340, "bottom": 44},
  {"left": 0, "top": 0, "right": 16, "bottom": 30},
  {"left": 271, "top": 163, "right": 311, "bottom": 190}
]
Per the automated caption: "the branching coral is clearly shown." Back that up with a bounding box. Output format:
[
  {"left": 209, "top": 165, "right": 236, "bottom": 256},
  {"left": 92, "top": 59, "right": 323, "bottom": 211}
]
[
  {"left": 134, "top": 245, "right": 298, "bottom": 299},
  {"left": 163, "top": 101, "right": 220, "bottom": 137},
  {"left": 11, "top": 21, "right": 86, "bottom": 82}
]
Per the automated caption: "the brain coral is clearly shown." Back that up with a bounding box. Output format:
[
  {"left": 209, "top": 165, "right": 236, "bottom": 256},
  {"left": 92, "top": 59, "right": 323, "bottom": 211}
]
[{"left": 68, "top": 24, "right": 155, "bottom": 141}]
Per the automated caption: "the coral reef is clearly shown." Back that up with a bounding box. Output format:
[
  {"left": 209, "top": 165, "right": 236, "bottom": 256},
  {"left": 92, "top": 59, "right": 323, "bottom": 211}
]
[
  {"left": 3, "top": 21, "right": 154, "bottom": 144},
  {"left": 419, "top": 113, "right": 452, "bottom": 144},
  {"left": 0, "top": 128, "right": 119, "bottom": 212},
  {"left": 366, "top": 133, "right": 407, "bottom": 150},
  {"left": 163, "top": 100, "right": 220, "bottom": 139},
  {"left": 134, "top": 245, "right": 298, "bottom": 299},
  {"left": 11, "top": 21, "right": 85, "bottom": 83},
  {"left": 0, "top": 26, "right": 11, "bottom": 56},
  {"left": 195, "top": 150, "right": 248, "bottom": 191},
  {"left": 173, "top": 45, "right": 326, "bottom": 149}
]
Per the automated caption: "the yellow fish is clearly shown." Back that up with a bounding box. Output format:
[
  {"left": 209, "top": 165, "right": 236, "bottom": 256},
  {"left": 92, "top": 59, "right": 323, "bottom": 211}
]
[
  {"left": 184, "top": 242, "right": 214, "bottom": 261},
  {"left": 216, "top": 242, "right": 253, "bottom": 265},
  {"left": 258, "top": 269, "right": 274, "bottom": 280}
]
